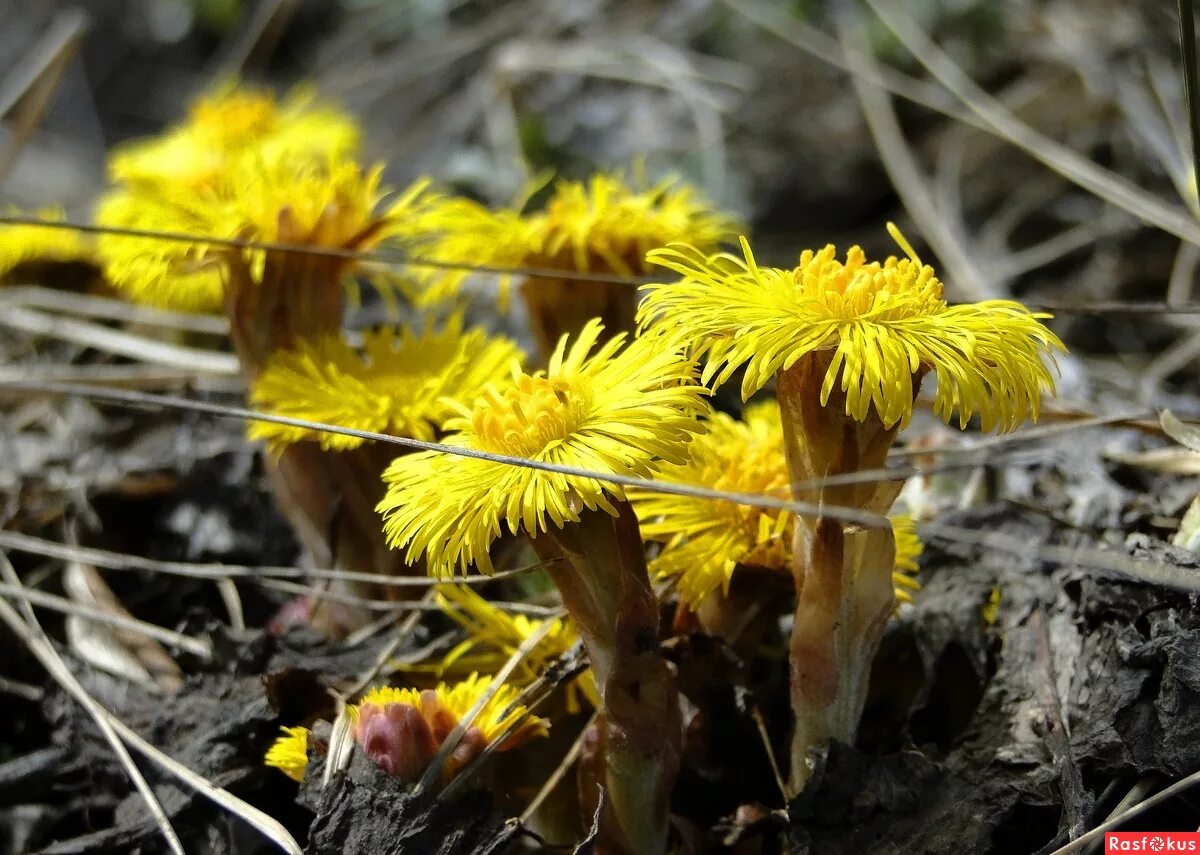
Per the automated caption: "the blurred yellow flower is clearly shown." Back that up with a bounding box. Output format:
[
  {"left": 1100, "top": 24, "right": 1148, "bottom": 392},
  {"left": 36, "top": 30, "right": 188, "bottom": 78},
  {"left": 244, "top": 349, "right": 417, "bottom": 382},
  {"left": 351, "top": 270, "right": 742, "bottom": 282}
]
[
  {"left": 434, "top": 585, "right": 598, "bottom": 712},
  {"left": 109, "top": 83, "right": 359, "bottom": 191},
  {"left": 0, "top": 209, "right": 94, "bottom": 280},
  {"left": 378, "top": 319, "right": 710, "bottom": 576},
  {"left": 641, "top": 225, "right": 1065, "bottom": 432},
  {"left": 249, "top": 318, "right": 522, "bottom": 451},
  {"left": 263, "top": 726, "right": 309, "bottom": 782},
  {"left": 632, "top": 401, "right": 923, "bottom": 608},
  {"left": 409, "top": 172, "right": 739, "bottom": 360}
]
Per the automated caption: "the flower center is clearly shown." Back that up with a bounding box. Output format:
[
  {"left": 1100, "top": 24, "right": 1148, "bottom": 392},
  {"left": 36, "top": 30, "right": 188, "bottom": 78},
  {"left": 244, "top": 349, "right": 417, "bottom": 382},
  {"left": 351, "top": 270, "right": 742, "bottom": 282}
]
[
  {"left": 795, "top": 245, "right": 947, "bottom": 322},
  {"left": 472, "top": 374, "right": 589, "bottom": 458}
]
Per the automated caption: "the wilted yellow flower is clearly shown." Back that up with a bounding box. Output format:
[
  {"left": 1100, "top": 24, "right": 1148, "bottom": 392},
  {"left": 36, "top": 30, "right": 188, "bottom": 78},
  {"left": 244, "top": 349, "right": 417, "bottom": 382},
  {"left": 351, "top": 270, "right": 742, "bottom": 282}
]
[
  {"left": 249, "top": 318, "right": 521, "bottom": 451},
  {"left": 264, "top": 726, "right": 309, "bottom": 782},
  {"left": 435, "top": 585, "right": 598, "bottom": 712},
  {"left": 633, "top": 401, "right": 922, "bottom": 608},
  {"left": 641, "top": 225, "right": 1065, "bottom": 432},
  {"left": 378, "top": 319, "right": 709, "bottom": 576},
  {"left": 0, "top": 209, "right": 95, "bottom": 280},
  {"left": 352, "top": 673, "right": 547, "bottom": 782}
]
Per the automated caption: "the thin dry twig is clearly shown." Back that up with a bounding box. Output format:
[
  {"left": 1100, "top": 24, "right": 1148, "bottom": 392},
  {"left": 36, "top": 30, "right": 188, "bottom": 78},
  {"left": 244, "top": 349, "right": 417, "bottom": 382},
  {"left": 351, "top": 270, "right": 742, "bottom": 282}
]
[
  {"left": 0, "top": 380, "right": 892, "bottom": 528},
  {"left": 0, "top": 285, "right": 230, "bottom": 335}
]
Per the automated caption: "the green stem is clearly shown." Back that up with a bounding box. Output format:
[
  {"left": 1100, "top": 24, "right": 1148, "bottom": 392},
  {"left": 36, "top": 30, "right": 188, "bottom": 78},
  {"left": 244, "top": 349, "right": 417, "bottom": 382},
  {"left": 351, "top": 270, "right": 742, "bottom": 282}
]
[{"left": 530, "top": 502, "right": 680, "bottom": 855}]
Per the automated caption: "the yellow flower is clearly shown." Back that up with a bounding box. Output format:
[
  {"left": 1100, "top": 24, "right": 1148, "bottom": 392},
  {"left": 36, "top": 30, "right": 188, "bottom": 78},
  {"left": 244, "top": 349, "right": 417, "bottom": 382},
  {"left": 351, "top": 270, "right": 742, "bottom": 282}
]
[
  {"left": 0, "top": 209, "right": 94, "bottom": 279},
  {"left": 434, "top": 585, "right": 599, "bottom": 712},
  {"left": 890, "top": 513, "right": 923, "bottom": 605},
  {"left": 377, "top": 319, "right": 710, "bottom": 576},
  {"left": 94, "top": 189, "right": 229, "bottom": 312},
  {"left": 640, "top": 225, "right": 1065, "bottom": 432},
  {"left": 264, "top": 726, "right": 309, "bottom": 782},
  {"left": 98, "top": 152, "right": 429, "bottom": 314},
  {"left": 352, "top": 673, "right": 548, "bottom": 782},
  {"left": 249, "top": 318, "right": 522, "bottom": 451},
  {"left": 109, "top": 83, "right": 359, "bottom": 190},
  {"left": 409, "top": 171, "right": 740, "bottom": 306},
  {"left": 632, "top": 401, "right": 923, "bottom": 608}
]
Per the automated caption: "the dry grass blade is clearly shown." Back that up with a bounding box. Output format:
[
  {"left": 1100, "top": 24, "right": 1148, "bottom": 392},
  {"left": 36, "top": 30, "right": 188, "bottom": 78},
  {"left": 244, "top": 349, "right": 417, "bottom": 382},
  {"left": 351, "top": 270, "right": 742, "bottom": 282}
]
[
  {"left": 416, "top": 617, "right": 559, "bottom": 794},
  {"left": 519, "top": 710, "right": 597, "bottom": 824},
  {"left": 0, "top": 579, "right": 212, "bottom": 659},
  {"left": 0, "top": 8, "right": 87, "bottom": 180},
  {"left": 922, "top": 522, "right": 1200, "bottom": 592},
  {"left": 0, "top": 306, "right": 239, "bottom": 373},
  {"left": 0, "top": 561, "right": 186, "bottom": 855},
  {"left": 0, "top": 530, "right": 551, "bottom": 589},
  {"left": 63, "top": 560, "right": 184, "bottom": 692},
  {"left": 0, "top": 380, "right": 891, "bottom": 527},
  {"left": 1162, "top": 408, "right": 1200, "bottom": 451},
  {"left": 863, "top": 0, "right": 1200, "bottom": 246},
  {"left": 346, "top": 587, "right": 436, "bottom": 697},
  {"left": 0, "top": 285, "right": 230, "bottom": 335},
  {"left": 259, "top": 577, "right": 559, "bottom": 617},
  {"left": 1047, "top": 769, "right": 1200, "bottom": 854},
  {"left": 835, "top": 4, "right": 995, "bottom": 300},
  {"left": 1178, "top": 0, "right": 1200, "bottom": 207}
]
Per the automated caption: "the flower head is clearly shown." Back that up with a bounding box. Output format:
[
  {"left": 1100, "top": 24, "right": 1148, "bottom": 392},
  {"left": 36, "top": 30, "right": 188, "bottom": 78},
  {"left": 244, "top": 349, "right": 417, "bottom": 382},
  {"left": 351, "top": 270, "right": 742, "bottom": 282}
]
[
  {"left": 378, "top": 319, "right": 710, "bottom": 575},
  {"left": 0, "top": 209, "right": 95, "bottom": 280},
  {"left": 249, "top": 318, "right": 520, "bottom": 451},
  {"left": 640, "top": 225, "right": 1065, "bottom": 432},
  {"left": 435, "top": 585, "right": 598, "bottom": 711},
  {"left": 409, "top": 171, "right": 739, "bottom": 305},
  {"left": 632, "top": 400, "right": 923, "bottom": 608},
  {"left": 264, "top": 726, "right": 309, "bottom": 782},
  {"left": 108, "top": 83, "right": 359, "bottom": 191},
  {"left": 351, "top": 673, "right": 547, "bottom": 783}
]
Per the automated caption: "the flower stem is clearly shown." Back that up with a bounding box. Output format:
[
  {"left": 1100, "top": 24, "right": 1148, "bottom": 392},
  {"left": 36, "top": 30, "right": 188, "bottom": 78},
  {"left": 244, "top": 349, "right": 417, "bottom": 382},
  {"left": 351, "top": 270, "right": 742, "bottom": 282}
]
[
  {"left": 776, "top": 355, "right": 908, "bottom": 791},
  {"left": 531, "top": 501, "right": 680, "bottom": 855}
]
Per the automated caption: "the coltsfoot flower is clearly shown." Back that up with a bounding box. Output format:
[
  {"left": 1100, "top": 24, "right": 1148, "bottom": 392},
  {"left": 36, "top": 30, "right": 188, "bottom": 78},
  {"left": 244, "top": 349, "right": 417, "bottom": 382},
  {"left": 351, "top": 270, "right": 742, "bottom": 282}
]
[
  {"left": 377, "top": 318, "right": 709, "bottom": 575},
  {"left": 408, "top": 171, "right": 740, "bottom": 359},
  {"left": 351, "top": 674, "right": 547, "bottom": 783},
  {"left": 631, "top": 401, "right": 923, "bottom": 609},
  {"left": 264, "top": 726, "right": 309, "bottom": 782},
  {"left": 0, "top": 209, "right": 95, "bottom": 280},
  {"left": 249, "top": 318, "right": 521, "bottom": 451},
  {"left": 108, "top": 83, "right": 359, "bottom": 191},
  {"left": 640, "top": 224, "right": 1064, "bottom": 432},
  {"left": 435, "top": 585, "right": 598, "bottom": 712}
]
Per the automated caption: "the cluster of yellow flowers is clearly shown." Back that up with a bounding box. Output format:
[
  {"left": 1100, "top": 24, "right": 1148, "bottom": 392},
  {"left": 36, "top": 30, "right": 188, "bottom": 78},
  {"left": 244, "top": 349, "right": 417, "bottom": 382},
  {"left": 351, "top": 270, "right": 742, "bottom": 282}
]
[{"left": 8, "top": 80, "right": 1068, "bottom": 853}]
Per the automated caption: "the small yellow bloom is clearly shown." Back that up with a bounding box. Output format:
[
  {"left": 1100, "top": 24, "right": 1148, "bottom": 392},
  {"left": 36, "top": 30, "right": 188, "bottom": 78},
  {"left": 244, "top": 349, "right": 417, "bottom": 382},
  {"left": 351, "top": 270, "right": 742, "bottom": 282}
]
[
  {"left": 632, "top": 401, "right": 923, "bottom": 608},
  {"left": 641, "top": 225, "right": 1065, "bottom": 432},
  {"left": 352, "top": 673, "right": 547, "bottom": 782},
  {"left": 377, "top": 319, "right": 710, "bottom": 576},
  {"left": 409, "top": 171, "right": 740, "bottom": 306},
  {"left": 435, "top": 585, "right": 599, "bottom": 712},
  {"left": 264, "top": 726, "right": 309, "bottom": 782},
  {"left": 249, "top": 318, "right": 521, "bottom": 451},
  {"left": 0, "top": 209, "right": 95, "bottom": 280}
]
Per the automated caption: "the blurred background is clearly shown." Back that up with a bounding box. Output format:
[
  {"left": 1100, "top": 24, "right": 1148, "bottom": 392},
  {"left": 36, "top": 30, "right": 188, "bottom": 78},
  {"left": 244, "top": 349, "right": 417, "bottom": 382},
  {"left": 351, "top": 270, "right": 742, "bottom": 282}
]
[{"left": 0, "top": 0, "right": 1196, "bottom": 393}]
